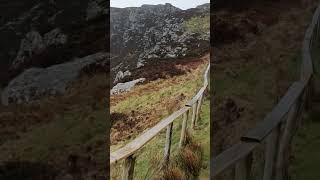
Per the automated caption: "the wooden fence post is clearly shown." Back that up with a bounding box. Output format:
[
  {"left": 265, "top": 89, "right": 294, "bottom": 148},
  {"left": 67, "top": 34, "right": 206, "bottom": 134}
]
[
  {"left": 263, "top": 124, "right": 281, "bottom": 180},
  {"left": 179, "top": 110, "right": 189, "bottom": 147},
  {"left": 195, "top": 94, "right": 204, "bottom": 124},
  {"left": 164, "top": 122, "right": 173, "bottom": 164},
  {"left": 191, "top": 102, "right": 197, "bottom": 129},
  {"left": 122, "top": 155, "right": 136, "bottom": 180},
  {"left": 235, "top": 153, "right": 253, "bottom": 180},
  {"left": 276, "top": 101, "right": 298, "bottom": 180}
]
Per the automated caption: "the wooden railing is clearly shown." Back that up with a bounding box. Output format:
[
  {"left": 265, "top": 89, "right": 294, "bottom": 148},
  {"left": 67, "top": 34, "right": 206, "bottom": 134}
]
[
  {"left": 110, "top": 63, "right": 210, "bottom": 180},
  {"left": 211, "top": 5, "right": 320, "bottom": 180}
]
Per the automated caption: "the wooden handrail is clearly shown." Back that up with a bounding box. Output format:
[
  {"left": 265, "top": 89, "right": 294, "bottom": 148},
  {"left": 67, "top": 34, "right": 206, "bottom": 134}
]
[{"left": 211, "top": 4, "right": 320, "bottom": 179}]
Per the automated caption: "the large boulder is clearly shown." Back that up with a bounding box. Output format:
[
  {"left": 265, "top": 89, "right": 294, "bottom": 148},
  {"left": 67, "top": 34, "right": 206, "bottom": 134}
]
[
  {"left": 1, "top": 52, "right": 108, "bottom": 105},
  {"left": 111, "top": 78, "right": 145, "bottom": 95}
]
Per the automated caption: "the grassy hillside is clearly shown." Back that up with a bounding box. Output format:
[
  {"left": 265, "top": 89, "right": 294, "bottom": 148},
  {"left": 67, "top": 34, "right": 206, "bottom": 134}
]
[
  {"left": 183, "top": 15, "right": 210, "bottom": 39},
  {"left": 111, "top": 55, "right": 209, "bottom": 146},
  {"left": 110, "top": 56, "right": 210, "bottom": 179}
]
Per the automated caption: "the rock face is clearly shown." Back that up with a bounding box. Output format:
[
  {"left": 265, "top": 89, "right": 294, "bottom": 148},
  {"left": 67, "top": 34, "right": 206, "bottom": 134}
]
[
  {"left": 1, "top": 52, "right": 108, "bottom": 105},
  {"left": 0, "top": 0, "right": 107, "bottom": 88},
  {"left": 110, "top": 3, "right": 210, "bottom": 84}
]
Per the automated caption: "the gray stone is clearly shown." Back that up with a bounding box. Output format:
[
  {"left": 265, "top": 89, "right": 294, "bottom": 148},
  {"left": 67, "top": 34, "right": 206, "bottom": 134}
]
[
  {"left": 2, "top": 52, "right": 108, "bottom": 105},
  {"left": 111, "top": 78, "right": 146, "bottom": 95}
]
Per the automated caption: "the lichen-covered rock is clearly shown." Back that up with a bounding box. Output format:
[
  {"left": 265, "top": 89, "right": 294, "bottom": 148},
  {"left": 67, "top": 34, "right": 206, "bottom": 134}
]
[
  {"left": 2, "top": 52, "right": 108, "bottom": 105},
  {"left": 113, "top": 70, "right": 132, "bottom": 84}
]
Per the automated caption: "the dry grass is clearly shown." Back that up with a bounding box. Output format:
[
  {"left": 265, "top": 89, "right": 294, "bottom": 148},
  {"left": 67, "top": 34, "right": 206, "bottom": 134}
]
[
  {"left": 158, "top": 131, "right": 204, "bottom": 180},
  {"left": 156, "top": 165, "right": 184, "bottom": 180}
]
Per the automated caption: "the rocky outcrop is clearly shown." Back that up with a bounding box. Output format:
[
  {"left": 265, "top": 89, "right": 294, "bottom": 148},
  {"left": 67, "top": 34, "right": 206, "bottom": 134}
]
[
  {"left": 110, "top": 3, "right": 209, "bottom": 84},
  {"left": 1, "top": 52, "right": 108, "bottom": 105},
  {"left": 113, "top": 70, "right": 131, "bottom": 84},
  {"left": 111, "top": 78, "right": 146, "bottom": 95},
  {"left": 11, "top": 28, "right": 68, "bottom": 70},
  {"left": 0, "top": 0, "right": 107, "bottom": 88}
]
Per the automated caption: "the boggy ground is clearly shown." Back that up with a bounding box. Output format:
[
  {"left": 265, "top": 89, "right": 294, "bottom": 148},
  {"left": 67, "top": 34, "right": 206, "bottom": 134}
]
[
  {"left": 110, "top": 53, "right": 209, "bottom": 146},
  {"left": 212, "top": 0, "right": 317, "bottom": 168}
]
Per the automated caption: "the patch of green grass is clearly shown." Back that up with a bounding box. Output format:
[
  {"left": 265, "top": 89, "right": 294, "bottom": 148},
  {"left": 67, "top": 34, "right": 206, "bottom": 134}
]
[
  {"left": 183, "top": 16, "right": 210, "bottom": 38},
  {"left": 194, "top": 98, "right": 210, "bottom": 179},
  {"left": 112, "top": 74, "right": 204, "bottom": 114}
]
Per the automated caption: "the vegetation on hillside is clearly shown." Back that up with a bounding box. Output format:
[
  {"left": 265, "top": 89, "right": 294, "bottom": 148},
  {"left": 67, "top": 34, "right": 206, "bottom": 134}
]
[
  {"left": 0, "top": 72, "right": 108, "bottom": 179},
  {"left": 110, "top": 55, "right": 210, "bottom": 179},
  {"left": 183, "top": 16, "right": 210, "bottom": 38}
]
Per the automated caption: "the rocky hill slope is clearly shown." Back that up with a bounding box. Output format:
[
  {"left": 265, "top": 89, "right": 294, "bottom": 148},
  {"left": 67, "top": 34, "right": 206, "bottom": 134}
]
[{"left": 110, "top": 3, "right": 209, "bottom": 84}]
